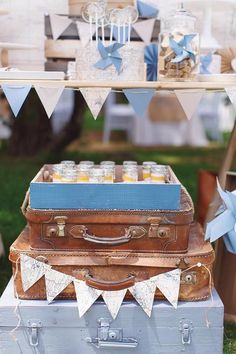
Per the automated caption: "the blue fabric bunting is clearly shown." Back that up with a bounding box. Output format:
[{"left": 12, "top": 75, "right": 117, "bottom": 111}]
[
  {"left": 205, "top": 179, "right": 236, "bottom": 254},
  {"left": 144, "top": 44, "right": 158, "bottom": 81},
  {"left": 137, "top": 0, "right": 158, "bottom": 18},
  {"left": 94, "top": 39, "right": 125, "bottom": 74},
  {"left": 200, "top": 52, "right": 212, "bottom": 74},
  {"left": 169, "top": 34, "right": 196, "bottom": 64}
]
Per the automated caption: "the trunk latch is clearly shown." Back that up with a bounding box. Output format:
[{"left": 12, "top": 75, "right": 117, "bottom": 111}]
[
  {"left": 27, "top": 319, "right": 42, "bottom": 347},
  {"left": 179, "top": 319, "right": 193, "bottom": 345},
  {"left": 86, "top": 318, "right": 138, "bottom": 349}
]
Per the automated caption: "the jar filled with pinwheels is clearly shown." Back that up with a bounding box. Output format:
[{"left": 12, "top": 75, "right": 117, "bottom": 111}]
[{"left": 158, "top": 4, "right": 199, "bottom": 81}]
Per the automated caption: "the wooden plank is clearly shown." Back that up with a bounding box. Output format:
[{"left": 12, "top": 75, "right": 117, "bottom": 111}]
[
  {"left": 45, "top": 39, "right": 78, "bottom": 59},
  {"left": 0, "top": 78, "right": 234, "bottom": 90}
]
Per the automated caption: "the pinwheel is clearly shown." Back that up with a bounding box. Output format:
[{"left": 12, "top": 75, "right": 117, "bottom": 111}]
[
  {"left": 94, "top": 39, "right": 125, "bottom": 73},
  {"left": 144, "top": 43, "right": 158, "bottom": 81},
  {"left": 169, "top": 34, "right": 196, "bottom": 64},
  {"left": 205, "top": 179, "right": 236, "bottom": 254},
  {"left": 200, "top": 52, "right": 212, "bottom": 74}
]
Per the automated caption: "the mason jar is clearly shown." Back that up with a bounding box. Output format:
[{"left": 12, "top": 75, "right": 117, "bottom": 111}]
[
  {"left": 79, "top": 161, "right": 94, "bottom": 168},
  {"left": 158, "top": 4, "right": 199, "bottom": 81},
  {"left": 52, "top": 164, "right": 64, "bottom": 183},
  {"left": 123, "top": 161, "right": 138, "bottom": 167},
  {"left": 77, "top": 165, "right": 90, "bottom": 183},
  {"left": 89, "top": 168, "right": 104, "bottom": 183},
  {"left": 60, "top": 160, "right": 76, "bottom": 166},
  {"left": 61, "top": 169, "right": 77, "bottom": 183},
  {"left": 103, "top": 166, "right": 115, "bottom": 183},
  {"left": 151, "top": 166, "right": 166, "bottom": 183},
  {"left": 122, "top": 166, "right": 138, "bottom": 183},
  {"left": 142, "top": 161, "right": 157, "bottom": 181}
]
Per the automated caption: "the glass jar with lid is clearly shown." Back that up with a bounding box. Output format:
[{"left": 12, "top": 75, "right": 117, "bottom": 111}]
[
  {"left": 89, "top": 168, "right": 104, "bottom": 183},
  {"left": 158, "top": 3, "right": 199, "bottom": 81}
]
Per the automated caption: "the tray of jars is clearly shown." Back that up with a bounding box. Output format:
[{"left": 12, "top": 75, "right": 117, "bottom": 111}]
[{"left": 29, "top": 161, "right": 181, "bottom": 210}]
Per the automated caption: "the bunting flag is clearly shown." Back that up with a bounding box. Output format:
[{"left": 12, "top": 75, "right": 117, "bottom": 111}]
[
  {"left": 76, "top": 21, "right": 96, "bottom": 47},
  {"left": 45, "top": 269, "right": 73, "bottom": 304},
  {"left": 123, "top": 88, "right": 155, "bottom": 118},
  {"left": 20, "top": 254, "right": 50, "bottom": 292},
  {"left": 129, "top": 277, "right": 157, "bottom": 317},
  {"left": 50, "top": 14, "right": 72, "bottom": 40},
  {"left": 74, "top": 280, "right": 103, "bottom": 317},
  {"left": 225, "top": 87, "right": 236, "bottom": 111},
  {"left": 35, "top": 84, "right": 65, "bottom": 118},
  {"left": 155, "top": 269, "right": 181, "bottom": 308},
  {"left": 174, "top": 89, "right": 205, "bottom": 120},
  {"left": 80, "top": 88, "right": 111, "bottom": 119},
  {"left": 2, "top": 84, "right": 32, "bottom": 117},
  {"left": 102, "top": 289, "right": 127, "bottom": 319},
  {"left": 137, "top": 0, "right": 158, "bottom": 18},
  {"left": 133, "top": 19, "right": 155, "bottom": 45}
]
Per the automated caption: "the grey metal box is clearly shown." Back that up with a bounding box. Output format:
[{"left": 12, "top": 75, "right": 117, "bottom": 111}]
[{"left": 0, "top": 279, "right": 224, "bottom": 354}]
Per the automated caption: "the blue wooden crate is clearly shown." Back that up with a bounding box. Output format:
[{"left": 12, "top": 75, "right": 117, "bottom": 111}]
[
  {"left": 0, "top": 279, "right": 224, "bottom": 354},
  {"left": 30, "top": 165, "right": 181, "bottom": 210}
]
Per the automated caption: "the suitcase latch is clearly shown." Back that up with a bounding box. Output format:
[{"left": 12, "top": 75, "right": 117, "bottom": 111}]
[
  {"left": 27, "top": 319, "right": 42, "bottom": 347},
  {"left": 85, "top": 318, "right": 138, "bottom": 349},
  {"left": 179, "top": 320, "right": 193, "bottom": 345},
  {"left": 54, "top": 216, "right": 68, "bottom": 237}
]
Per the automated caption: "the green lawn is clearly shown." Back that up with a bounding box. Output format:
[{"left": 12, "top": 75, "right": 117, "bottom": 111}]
[{"left": 0, "top": 139, "right": 236, "bottom": 351}]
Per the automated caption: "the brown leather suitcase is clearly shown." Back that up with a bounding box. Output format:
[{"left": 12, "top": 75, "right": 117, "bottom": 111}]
[
  {"left": 24, "top": 187, "right": 194, "bottom": 253},
  {"left": 9, "top": 223, "right": 214, "bottom": 301}
]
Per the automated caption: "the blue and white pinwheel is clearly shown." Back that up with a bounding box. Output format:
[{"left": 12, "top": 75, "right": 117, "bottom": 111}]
[
  {"left": 169, "top": 34, "right": 196, "bottom": 64},
  {"left": 94, "top": 40, "right": 125, "bottom": 74},
  {"left": 144, "top": 43, "right": 158, "bottom": 81},
  {"left": 205, "top": 179, "right": 236, "bottom": 254},
  {"left": 200, "top": 52, "right": 212, "bottom": 74}
]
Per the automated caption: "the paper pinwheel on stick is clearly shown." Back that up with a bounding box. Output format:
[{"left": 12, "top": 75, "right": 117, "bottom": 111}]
[
  {"left": 169, "top": 34, "right": 196, "bottom": 64},
  {"left": 144, "top": 43, "right": 158, "bottom": 81},
  {"left": 205, "top": 179, "right": 236, "bottom": 254},
  {"left": 94, "top": 39, "right": 125, "bottom": 74},
  {"left": 200, "top": 52, "right": 212, "bottom": 74}
]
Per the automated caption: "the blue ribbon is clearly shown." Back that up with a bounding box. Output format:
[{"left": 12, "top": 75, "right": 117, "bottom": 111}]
[
  {"left": 144, "top": 44, "right": 158, "bottom": 81},
  {"left": 205, "top": 179, "right": 236, "bottom": 254}
]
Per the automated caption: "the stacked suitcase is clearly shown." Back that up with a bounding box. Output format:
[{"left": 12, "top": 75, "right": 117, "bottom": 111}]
[{"left": 1, "top": 164, "right": 224, "bottom": 353}]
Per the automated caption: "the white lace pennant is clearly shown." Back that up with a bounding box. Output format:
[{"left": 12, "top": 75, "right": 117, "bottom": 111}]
[
  {"left": 76, "top": 21, "right": 96, "bottom": 47},
  {"left": 20, "top": 254, "right": 50, "bottom": 292},
  {"left": 74, "top": 280, "right": 103, "bottom": 317},
  {"left": 80, "top": 88, "right": 111, "bottom": 120},
  {"left": 225, "top": 87, "right": 236, "bottom": 110},
  {"left": 45, "top": 269, "right": 73, "bottom": 304},
  {"left": 129, "top": 277, "right": 157, "bottom": 317},
  {"left": 155, "top": 269, "right": 181, "bottom": 309},
  {"left": 50, "top": 14, "right": 72, "bottom": 40},
  {"left": 35, "top": 84, "right": 65, "bottom": 118},
  {"left": 174, "top": 89, "right": 205, "bottom": 120},
  {"left": 102, "top": 289, "right": 127, "bottom": 319}
]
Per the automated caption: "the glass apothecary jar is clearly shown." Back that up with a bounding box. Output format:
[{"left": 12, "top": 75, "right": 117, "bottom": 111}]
[{"left": 158, "top": 4, "right": 199, "bottom": 81}]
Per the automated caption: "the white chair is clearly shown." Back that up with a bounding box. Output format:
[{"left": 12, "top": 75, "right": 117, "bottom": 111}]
[{"left": 103, "top": 92, "right": 136, "bottom": 143}]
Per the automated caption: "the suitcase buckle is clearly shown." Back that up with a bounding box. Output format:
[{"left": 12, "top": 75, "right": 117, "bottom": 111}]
[
  {"left": 54, "top": 216, "right": 68, "bottom": 237},
  {"left": 85, "top": 318, "right": 138, "bottom": 349},
  {"left": 179, "top": 320, "right": 193, "bottom": 345}
]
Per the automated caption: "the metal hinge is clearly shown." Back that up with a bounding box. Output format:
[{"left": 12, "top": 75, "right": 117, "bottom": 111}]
[
  {"left": 179, "top": 320, "right": 193, "bottom": 345},
  {"left": 27, "top": 319, "right": 42, "bottom": 347},
  {"left": 85, "top": 318, "right": 138, "bottom": 349}
]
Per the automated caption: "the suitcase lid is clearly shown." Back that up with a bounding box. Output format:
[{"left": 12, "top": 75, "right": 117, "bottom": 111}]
[
  {"left": 25, "top": 186, "right": 194, "bottom": 225},
  {"left": 9, "top": 224, "right": 214, "bottom": 268}
]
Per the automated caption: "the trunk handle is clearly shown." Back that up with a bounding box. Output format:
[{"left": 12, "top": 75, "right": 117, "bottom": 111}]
[
  {"left": 74, "top": 225, "right": 146, "bottom": 245},
  {"left": 85, "top": 274, "right": 135, "bottom": 291}
]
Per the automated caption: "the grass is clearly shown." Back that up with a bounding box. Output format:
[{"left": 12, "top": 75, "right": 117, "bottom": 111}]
[{"left": 0, "top": 114, "right": 236, "bottom": 351}]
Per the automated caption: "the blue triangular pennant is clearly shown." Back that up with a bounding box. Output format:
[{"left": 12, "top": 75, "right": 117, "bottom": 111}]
[
  {"left": 123, "top": 88, "right": 155, "bottom": 118},
  {"left": 2, "top": 84, "right": 32, "bottom": 117},
  {"left": 137, "top": 0, "right": 158, "bottom": 18},
  {"left": 112, "top": 25, "right": 130, "bottom": 43}
]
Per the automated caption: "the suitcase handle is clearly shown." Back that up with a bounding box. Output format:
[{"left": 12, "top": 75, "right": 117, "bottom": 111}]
[
  {"left": 85, "top": 274, "right": 135, "bottom": 291},
  {"left": 79, "top": 226, "right": 146, "bottom": 245}
]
